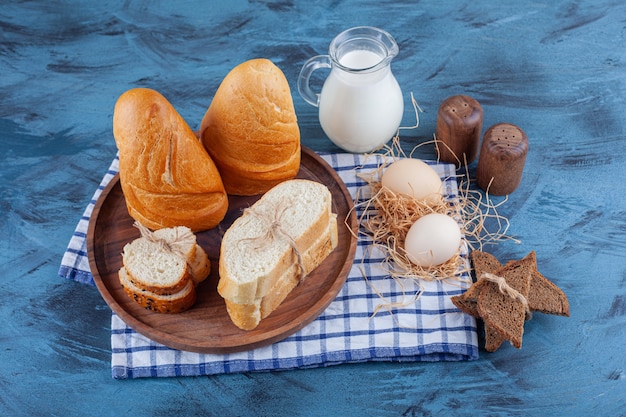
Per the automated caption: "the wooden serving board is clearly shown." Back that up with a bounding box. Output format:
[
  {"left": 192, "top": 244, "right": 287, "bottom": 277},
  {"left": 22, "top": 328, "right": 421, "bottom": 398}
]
[{"left": 87, "top": 147, "right": 358, "bottom": 354}]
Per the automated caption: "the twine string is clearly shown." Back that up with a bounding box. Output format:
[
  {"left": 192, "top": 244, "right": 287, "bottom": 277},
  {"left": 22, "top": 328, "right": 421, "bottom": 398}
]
[
  {"left": 241, "top": 200, "right": 305, "bottom": 280},
  {"left": 133, "top": 221, "right": 194, "bottom": 267},
  {"left": 479, "top": 272, "right": 532, "bottom": 320}
]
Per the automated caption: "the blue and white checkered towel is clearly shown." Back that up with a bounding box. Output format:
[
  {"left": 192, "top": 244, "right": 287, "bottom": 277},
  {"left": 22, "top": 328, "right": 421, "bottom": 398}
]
[{"left": 59, "top": 152, "right": 478, "bottom": 379}]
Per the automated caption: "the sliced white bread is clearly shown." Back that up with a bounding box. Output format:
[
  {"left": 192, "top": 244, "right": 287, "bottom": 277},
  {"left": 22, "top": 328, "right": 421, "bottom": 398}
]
[
  {"left": 122, "top": 237, "right": 192, "bottom": 295},
  {"left": 218, "top": 179, "right": 337, "bottom": 330},
  {"left": 152, "top": 226, "right": 197, "bottom": 261},
  {"left": 224, "top": 215, "right": 338, "bottom": 330},
  {"left": 119, "top": 224, "right": 210, "bottom": 313},
  {"left": 218, "top": 179, "right": 333, "bottom": 303},
  {"left": 119, "top": 267, "right": 196, "bottom": 314},
  {"left": 190, "top": 244, "right": 211, "bottom": 286}
]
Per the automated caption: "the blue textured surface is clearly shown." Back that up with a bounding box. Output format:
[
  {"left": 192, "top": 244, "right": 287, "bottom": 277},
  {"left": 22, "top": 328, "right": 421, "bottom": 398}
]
[{"left": 1, "top": 1, "right": 625, "bottom": 415}]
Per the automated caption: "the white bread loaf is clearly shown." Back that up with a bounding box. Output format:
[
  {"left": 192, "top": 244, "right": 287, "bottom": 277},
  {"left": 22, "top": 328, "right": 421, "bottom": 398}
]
[
  {"left": 119, "top": 224, "right": 211, "bottom": 313},
  {"left": 218, "top": 179, "right": 338, "bottom": 330},
  {"left": 200, "top": 58, "right": 301, "bottom": 196},
  {"left": 113, "top": 88, "right": 228, "bottom": 231}
]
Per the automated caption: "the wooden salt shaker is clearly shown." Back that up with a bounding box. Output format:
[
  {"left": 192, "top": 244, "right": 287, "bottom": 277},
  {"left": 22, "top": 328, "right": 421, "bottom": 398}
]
[
  {"left": 435, "top": 95, "right": 483, "bottom": 165},
  {"left": 476, "top": 123, "right": 529, "bottom": 195}
]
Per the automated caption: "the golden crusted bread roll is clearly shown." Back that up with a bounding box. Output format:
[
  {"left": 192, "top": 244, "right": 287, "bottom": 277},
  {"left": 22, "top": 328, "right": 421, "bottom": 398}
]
[
  {"left": 200, "top": 59, "right": 301, "bottom": 196},
  {"left": 113, "top": 88, "right": 228, "bottom": 231}
]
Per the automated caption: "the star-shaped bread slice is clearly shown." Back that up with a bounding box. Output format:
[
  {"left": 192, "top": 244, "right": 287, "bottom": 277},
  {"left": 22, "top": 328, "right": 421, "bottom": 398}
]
[
  {"left": 451, "top": 251, "right": 570, "bottom": 352},
  {"left": 451, "top": 276, "right": 505, "bottom": 351},
  {"left": 472, "top": 251, "right": 570, "bottom": 317}
]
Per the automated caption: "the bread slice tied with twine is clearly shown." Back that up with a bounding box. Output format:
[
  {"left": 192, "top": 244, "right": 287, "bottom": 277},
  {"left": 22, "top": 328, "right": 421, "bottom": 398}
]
[
  {"left": 451, "top": 250, "right": 569, "bottom": 352},
  {"left": 477, "top": 256, "right": 533, "bottom": 350},
  {"left": 218, "top": 179, "right": 338, "bottom": 330},
  {"left": 118, "top": 222, "right": 210, "bottom": 314}
]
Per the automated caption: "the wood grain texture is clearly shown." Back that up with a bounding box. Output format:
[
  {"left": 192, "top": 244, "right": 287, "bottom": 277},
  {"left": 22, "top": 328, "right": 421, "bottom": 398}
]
[
  {"left": 476, "top": 123, "right": 529, "bottom": 195},
  {"left": 435, "top": 94, "right": 483, "bottom": 164},
  {"left": 1, "top": 0, "right": 626, "bottom": 415}
]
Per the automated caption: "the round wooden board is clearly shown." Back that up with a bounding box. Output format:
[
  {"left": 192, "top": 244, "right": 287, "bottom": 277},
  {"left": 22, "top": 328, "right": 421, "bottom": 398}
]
[{"left": 87, "top": 147, "right": 358, "bottom": 354}]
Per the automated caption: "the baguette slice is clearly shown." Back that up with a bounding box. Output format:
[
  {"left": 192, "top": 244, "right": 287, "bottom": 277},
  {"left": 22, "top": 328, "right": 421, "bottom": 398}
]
[
  {"left": 224, "top": 215, "right": 338, "bottom": 330},
  {"left": 218, "top": 179, "right": 337, "bottom": 330},
  {"left": 119, "top": 225, "right": 210, "bottom": 313},
  {"left": 122, "top": 237, "right": 192, "bottom": 295},
  {"left": 151, "top": 225, "right": 197, "bottom": 261},
  {"left": 119, "top": 267, "right": 196, "bottom": 314},
  {"left": 127, "top": 225, "right": 210, "bottom": 288}
]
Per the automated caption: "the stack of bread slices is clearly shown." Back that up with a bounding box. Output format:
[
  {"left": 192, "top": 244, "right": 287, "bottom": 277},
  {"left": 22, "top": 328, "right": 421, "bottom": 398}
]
[
  {"left": 452, "top": 250, "right": 570, "bottom": 351},
  {"left": 217, "top": 179, "right": 338, "bottom": 330},
  {"left": 118, "top": 224, "right": 210, "bottom": 314}
]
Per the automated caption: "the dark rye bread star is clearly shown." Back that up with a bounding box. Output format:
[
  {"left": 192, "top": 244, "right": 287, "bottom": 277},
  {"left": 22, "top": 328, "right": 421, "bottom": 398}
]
[
  {"left": 528, "top": 268, "right": 570, "bottom": 317},
  {"left": 471, "top": 251, "right": 509, "bottom": 351},
  {"left": 451, "top": 277, "right": 506, "bottom": 351},
  {"left": 451, "top": 250, "right": 570, "bottom": 352},
  {"left": 451, "top": 251, "right": 510, "bottom": 351},
  {"left": 467, "top": 251, "right": 570, "bottom": 317},
  {"left": 477, "top": 254, "right": 534, "bottom": 350}
]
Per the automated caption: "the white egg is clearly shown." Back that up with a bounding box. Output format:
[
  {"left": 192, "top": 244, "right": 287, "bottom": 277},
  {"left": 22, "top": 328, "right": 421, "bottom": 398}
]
[
  {"left": 404, "top": 213, "right": 461, "bottom": 268},
  {"left": 381, "top": 158, "right": 443, "bottom": 204}
]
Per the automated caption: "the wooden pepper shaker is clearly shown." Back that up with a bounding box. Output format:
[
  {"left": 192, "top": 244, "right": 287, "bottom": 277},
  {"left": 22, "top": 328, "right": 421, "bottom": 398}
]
[
  {"left": 476, "top": 123, "right": 529, "bottom": 195},
  {"left": 435, "top": 95, "right": 483, "bottom": 166}
]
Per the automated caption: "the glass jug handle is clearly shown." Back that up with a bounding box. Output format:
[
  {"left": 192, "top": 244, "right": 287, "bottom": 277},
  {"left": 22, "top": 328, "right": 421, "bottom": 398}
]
[{"left": 297, "top": 55, "right": 331, "bottom": 107}]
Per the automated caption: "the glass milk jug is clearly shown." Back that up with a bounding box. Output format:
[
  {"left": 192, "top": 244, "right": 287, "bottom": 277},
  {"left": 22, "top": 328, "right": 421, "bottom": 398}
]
[{"left": 298, "top": 26, "right": 404, "bottom": 153}]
